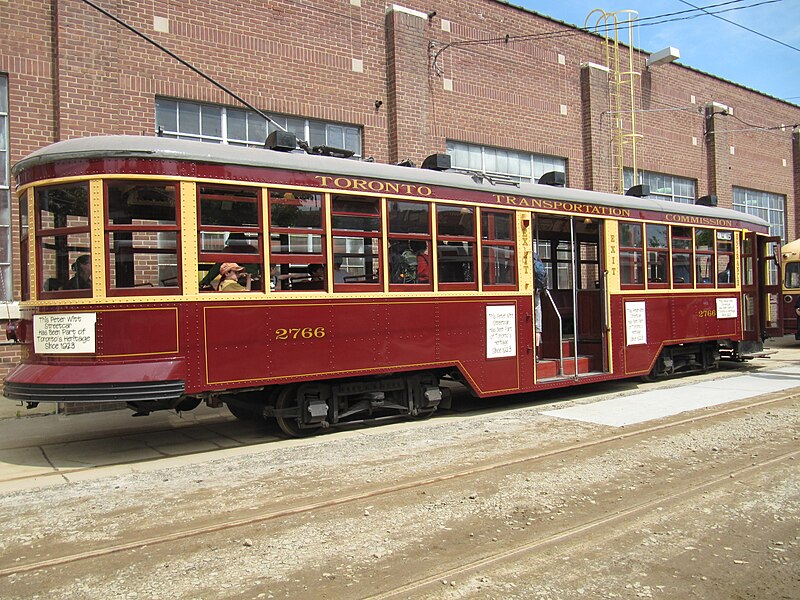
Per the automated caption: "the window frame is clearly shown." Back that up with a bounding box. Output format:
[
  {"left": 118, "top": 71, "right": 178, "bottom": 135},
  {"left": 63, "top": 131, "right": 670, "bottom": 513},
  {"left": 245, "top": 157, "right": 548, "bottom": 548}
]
[
  {"left": 387, "top": 199, "right": 433, "bottom": 292},
  {"left": 330, "top": 194, "right": 383, "bottom": 292},
  {"left": 619, "top": 222, "right": 645, "bottom": 289},
  {"left": 480, "top": 209, "right": 517, "bottom": 291},
  {"left": 104, "top": 180, "right": 182, "bottom": 297},
  {"left": 436, "top": 204, "right": 478, "bottom": 291},
  {"left": 197, "top": 184, "right": 264, "bottom": 293},
  {"left": 267, "top": 188, "right": 327, "bottom": 292},
  {"left": 646, "top": 223, "right": 670, "bottom": 289},
  {"left": 35, "top": 183, "right": 93, "bottom": 300}
]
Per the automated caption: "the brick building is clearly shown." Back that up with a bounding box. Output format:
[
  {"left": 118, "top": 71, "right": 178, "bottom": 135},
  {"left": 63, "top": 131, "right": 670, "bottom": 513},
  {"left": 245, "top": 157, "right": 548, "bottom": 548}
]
[{"left": 1, "top": 0, "right": 799, "bottom": 379}]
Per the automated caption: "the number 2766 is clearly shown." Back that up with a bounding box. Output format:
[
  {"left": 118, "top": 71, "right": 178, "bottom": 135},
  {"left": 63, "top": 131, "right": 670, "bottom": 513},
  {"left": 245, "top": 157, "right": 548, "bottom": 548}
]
[{"left": 275, "top": 327, "right": 326, "bottom": 340}]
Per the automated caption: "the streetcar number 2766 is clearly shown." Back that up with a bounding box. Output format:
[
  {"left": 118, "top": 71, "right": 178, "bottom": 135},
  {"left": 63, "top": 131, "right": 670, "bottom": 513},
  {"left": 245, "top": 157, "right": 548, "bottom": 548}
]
[{"left": 275, "top": 327, "right": 327, "bottom": 340}]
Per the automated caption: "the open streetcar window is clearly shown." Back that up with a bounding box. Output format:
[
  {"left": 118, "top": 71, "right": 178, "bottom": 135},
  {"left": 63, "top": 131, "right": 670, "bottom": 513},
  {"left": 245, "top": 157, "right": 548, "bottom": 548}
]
[
  {"left": 695, "top": 228, "right": 715, "bottom": 287},
  {"left": 198, "top": 185, "right": 262, "bottom": 292},
  {"left": 646, "top": 224, "right": 669, "bottom": 287},
  {"left": 436, "top": 205, "right": 476, "bottom": 290},
  {"left": 268, "top": 189, "right": 326, "bottom": 291},
  {"left": 105, "top": 182, "right": 180, "bottom": 294},
  {"left": 330, "top": 194, "right": 382, "bottom": 290},
  {"left": 35, "top": 183, "right": 91, "bottom": 297},
  {"left": 619, "top": 222, "right": 644, "bottom": 288},
  {"left": 388, "top": 200, "right": 432, "bottom": 290},
  {"left": 481, "top": 210, "right": 516, "bottom": 289}
]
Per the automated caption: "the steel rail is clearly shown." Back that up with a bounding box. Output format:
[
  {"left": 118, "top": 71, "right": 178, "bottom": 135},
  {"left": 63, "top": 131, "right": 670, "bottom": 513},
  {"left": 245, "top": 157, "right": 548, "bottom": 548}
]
[
  {"left": 366, "top": 445, "right": 800, "bottom": 600},
  {"left": 0, "top": 391, "right": 797, "bottom": 579}
]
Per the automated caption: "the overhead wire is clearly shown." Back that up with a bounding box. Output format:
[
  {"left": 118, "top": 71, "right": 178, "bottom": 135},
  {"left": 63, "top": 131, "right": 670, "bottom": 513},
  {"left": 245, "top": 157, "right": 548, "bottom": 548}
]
[{"left": 431, "top": 0, "right": 788, "bottom": 71}]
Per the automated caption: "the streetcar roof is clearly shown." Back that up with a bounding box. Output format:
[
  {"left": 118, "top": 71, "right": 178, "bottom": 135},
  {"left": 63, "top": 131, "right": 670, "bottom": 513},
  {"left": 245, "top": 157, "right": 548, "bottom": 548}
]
[{"left": 14, "top": 135, "right": 769, "bottom": 229}]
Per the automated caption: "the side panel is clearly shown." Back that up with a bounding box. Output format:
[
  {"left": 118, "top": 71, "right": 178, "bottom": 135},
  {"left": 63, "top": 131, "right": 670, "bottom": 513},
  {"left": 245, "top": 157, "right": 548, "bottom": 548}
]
[
  {"left": 610, "top": 294, "right": 742, "bottom": 375},
  {"left": 199, "top": 297, "right": 534, "bottom": 396}
]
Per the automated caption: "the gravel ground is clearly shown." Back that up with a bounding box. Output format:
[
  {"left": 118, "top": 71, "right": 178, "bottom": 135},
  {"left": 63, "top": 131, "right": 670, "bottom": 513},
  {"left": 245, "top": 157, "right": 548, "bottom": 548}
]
[{"left": 1, "top": 362, "right": 798, "bottom": 599}]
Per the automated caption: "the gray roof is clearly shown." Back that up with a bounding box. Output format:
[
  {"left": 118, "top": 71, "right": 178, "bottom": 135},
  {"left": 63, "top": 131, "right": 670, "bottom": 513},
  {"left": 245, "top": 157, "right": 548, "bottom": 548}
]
[{"left": 14, "top": 135, "right": 768, "bottom": 229}]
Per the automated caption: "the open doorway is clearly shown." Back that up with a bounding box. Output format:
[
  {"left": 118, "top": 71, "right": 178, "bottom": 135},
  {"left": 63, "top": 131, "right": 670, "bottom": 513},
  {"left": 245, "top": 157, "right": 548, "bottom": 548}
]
[{"left": 534, "top": 214, "right": 607, "bottom": 378}]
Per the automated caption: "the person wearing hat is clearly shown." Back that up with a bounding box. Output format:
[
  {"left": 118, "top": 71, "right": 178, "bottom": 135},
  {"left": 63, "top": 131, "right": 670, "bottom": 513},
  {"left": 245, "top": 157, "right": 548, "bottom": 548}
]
[{"left": 219, "top": 262, "right": 251, "bottom": 292}]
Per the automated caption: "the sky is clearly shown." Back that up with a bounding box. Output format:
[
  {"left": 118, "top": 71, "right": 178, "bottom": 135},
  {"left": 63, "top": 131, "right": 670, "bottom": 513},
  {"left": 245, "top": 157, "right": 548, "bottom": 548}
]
[{"left": 513, "top": 0, "right": 800, "bottom": 103}]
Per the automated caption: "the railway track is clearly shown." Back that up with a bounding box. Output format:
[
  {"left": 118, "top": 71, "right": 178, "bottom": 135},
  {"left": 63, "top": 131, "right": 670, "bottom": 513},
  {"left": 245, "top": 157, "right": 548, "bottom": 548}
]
[{"left": 1, "top": 391, "right": 796, "bottom": 585}]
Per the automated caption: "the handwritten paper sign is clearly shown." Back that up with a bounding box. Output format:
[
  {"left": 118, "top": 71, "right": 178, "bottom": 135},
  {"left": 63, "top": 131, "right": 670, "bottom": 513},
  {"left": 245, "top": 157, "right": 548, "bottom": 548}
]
[
  {"left": 486, "top": 305, "right": 516, "bottom": 358},
  {"left": 625, "top": 301, "right": 647, "bottom": 346},
  {"left": 716, "top": 297, "right": 738, "bottom": 319},
  {"left": 34, "top": 313, "right": 97, "bottom": 354}
]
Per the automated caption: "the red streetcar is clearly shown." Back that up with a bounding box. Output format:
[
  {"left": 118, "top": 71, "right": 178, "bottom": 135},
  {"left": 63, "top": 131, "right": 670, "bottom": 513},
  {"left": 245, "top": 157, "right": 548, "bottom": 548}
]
[{"left": 4, "top": 135, "right": 780, "bottom": 436}]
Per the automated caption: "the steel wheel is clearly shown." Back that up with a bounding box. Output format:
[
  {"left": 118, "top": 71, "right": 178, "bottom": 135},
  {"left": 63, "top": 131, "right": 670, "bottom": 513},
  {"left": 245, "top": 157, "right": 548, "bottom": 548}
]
[{"left": 275, "top": 385, "right": 321, "bottom": 438}]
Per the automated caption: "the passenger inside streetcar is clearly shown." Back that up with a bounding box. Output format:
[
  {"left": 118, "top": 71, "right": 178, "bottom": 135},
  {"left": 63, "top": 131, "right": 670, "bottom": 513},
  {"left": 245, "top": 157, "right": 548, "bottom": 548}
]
[
  {"left": 218, "top": 263, "right": 252, "bottom": 292},
  {"left": 64, "top": 254, "right": 92, "bottom": 290},
  {"left": 200, "top": 232, "right": 260, "bottom": 291}
]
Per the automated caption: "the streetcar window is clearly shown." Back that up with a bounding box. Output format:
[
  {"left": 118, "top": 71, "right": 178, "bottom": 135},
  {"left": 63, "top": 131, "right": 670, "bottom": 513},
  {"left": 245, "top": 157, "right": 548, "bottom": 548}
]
[
  {"left": 481, "top": 211, "right": 516, "bottom": 288},
  {"left": 331, "top": 195, "right": 381, "bottom": 289},
  {"left": 198, "top": 186, "right": 262, "bottom": 292},
  {"left": 268, "top": 189, "right": 326, "bottom": 292},
  {"left": 388, "top": 201, "right": 432, "bottom": 289},
  {"left": 437, "top": 205, "right": 476, "bottom": 289},
  {"left": 646, "top": 224, "right": 668, "bottom": 286},
  {"left": 695, "top": 229, "right": 715, "bottom": 286},
  {"left": 619, "top": 222, "right": 644, "bottom": 287},
  {"left": 671, "top": 226, "right": 693, "bottom": 286},
  {"left": 716, "top": 230, "right": 735, "bottom": 286},
  {"left": 36, "top": 184, "right": 91, "bottom": 297},
  {"left": 785, "top": 263, "right": 800, "bottom": 289},
  {"left": 105, "top": 182, "right": 180, "bottom": 293},
  {"left": 19, "top": 190, "right": 29, "bottom": 300}
]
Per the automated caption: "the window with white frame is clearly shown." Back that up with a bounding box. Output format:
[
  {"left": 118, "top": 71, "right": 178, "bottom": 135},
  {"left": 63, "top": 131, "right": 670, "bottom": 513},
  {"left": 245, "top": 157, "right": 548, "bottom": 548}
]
[
  {"left": 624, "top": 169, "right": 696, "bottom": 204},
  {"left": 446, "top": 141, "right": 566, "bottom": 183},
  {"left": 0, "top": 75, "right": 11, "bottom": 301},
  {"left": 733, "top": 187, "right": 786, "bottom": 242},
  {"left": 155, "top": 98, "right": 362, "bottom": 157}
]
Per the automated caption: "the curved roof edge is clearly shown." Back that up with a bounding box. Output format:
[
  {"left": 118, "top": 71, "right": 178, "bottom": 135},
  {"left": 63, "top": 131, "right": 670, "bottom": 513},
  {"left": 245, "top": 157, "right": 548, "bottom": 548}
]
[{"left": 14, "top": 135, "right": 770, "bottom": 230}]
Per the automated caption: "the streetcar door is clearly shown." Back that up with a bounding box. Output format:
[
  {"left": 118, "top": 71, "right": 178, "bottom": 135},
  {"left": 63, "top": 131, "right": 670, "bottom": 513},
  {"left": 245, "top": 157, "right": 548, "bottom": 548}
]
[
  {"left": 535, "top": 215, "right": 607, "bottom": 378},
  {"left": 759, "top": 235, "right": 784, "bottom": 338},
  {"left": 742, "top": 232, "right": 783, "bottom": 341}
]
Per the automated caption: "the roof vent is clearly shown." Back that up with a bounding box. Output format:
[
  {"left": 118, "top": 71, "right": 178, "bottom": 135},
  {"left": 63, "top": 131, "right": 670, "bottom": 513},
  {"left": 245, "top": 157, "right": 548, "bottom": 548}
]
[
  {"left": 265, "top": 130, "right": 297, "bottom": 152},
  {"left": 696, "top": 194, "right": 718, "bottom": 207},
  {"left": 625, "top": 184, "right": 650, "bottom": 198},
  {"left": 421, "top": 153, "right": 451, "bottom": 171},
  {"left": 537, "top": 171, "right": 565, "bottom": 187}
]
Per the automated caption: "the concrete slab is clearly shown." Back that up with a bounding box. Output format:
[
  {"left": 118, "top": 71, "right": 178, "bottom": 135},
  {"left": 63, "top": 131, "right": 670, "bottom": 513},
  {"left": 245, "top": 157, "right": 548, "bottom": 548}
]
[{"left": 542, "top": 365, "right": 800, "bottom": 427}]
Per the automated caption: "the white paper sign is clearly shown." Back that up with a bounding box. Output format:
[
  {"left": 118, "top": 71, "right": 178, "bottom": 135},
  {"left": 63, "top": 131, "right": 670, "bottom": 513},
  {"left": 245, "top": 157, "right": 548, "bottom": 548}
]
[
  {"left": 486, "top": 305, "right": 516, "bottom": 358},
  {"left": 716, "top": 297, "right": 738, "bottom": 319},
  {"left": 625, "top": 301, "right": 647, "bottom": 346},
  {"left": 34, "top": 313, "right": 97, "bottom": 354}
]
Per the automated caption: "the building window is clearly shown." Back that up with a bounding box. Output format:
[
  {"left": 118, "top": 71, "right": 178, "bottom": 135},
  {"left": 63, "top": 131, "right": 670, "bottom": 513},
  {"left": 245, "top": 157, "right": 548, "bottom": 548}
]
[
  {"left": 624, "top": 169, "right": 696, "bottom": 204},
  {"left": 0, "top": 75, "right": 10, "bottom": 301},
  {"left": 733, "top": 187, "right": 786, "bottom": 242},
  {"left": 155, "top": 98, "right": 362, "bottom": 157},
  {"left": 446, "top": 141, "right": 565, "bottom": 183}
]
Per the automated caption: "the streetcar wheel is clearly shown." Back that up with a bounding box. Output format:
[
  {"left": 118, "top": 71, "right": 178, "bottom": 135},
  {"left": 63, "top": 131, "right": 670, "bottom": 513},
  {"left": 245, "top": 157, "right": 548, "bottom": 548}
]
[
  {"left": 275, "top": 385, "right": 321, "bottom": 438},
  {"left": 175, "top": 397, "right": 202, "bottom": 412},
  {"left": 409, "top": 407, "right": 437, "bottom": 420},
  {"left": 226, "top": 401, "right": 263, "bottom": 422}
]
